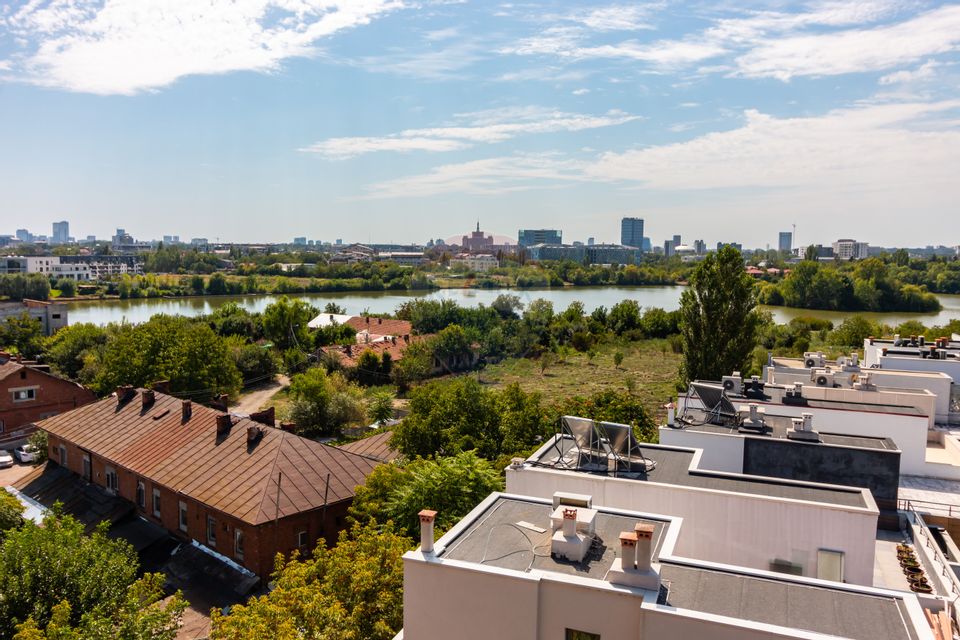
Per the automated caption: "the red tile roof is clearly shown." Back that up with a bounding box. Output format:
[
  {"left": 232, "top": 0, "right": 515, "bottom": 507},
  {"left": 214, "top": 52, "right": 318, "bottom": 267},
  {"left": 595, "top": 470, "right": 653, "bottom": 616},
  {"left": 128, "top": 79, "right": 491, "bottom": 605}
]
[
  {"left": 323, "top": 335, "right": 426, "bottom": 368},
  {"left": 35, "top": 390, "right": 378, "bottom": 525},
  {"left": 337, "top": 430, "right": 399, "bottom": 463},
  {"left": 346, "top": 316, "right": 413, "bottom": 337}
]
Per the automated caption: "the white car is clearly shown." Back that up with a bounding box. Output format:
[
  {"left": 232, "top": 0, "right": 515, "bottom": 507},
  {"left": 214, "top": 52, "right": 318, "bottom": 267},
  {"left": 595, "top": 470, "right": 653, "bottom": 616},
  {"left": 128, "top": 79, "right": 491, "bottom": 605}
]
[
  {"left": 0, "top": 450, "right": 13, "bottom": 469},
  {"left": 13, "top": 444, "right": 38, "bottom": 464}
]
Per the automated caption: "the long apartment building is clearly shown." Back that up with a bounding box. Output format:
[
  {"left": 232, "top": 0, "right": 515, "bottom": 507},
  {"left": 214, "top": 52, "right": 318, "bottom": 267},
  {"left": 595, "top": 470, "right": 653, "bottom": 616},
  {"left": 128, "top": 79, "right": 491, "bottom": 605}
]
[{"left": 34, "top": 387, "right": 378, "bottom": 578}]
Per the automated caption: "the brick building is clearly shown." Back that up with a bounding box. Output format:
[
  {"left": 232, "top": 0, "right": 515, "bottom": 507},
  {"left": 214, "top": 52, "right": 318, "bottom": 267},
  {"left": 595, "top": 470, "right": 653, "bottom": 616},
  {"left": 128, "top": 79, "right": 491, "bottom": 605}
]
[
  {"left": 0, "top": 354, "right": 96, "bottom": 448},
  {"left": 35, "top": 388, "right": 378, "bottom": 578}
]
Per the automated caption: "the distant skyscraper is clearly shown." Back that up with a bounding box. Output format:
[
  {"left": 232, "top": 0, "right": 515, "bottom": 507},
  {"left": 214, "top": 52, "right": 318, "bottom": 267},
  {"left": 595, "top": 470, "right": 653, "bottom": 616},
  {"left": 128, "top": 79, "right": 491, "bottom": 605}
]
[
  {"left": 779, "top": 231, "right": 793, "bottom": 253},
  {"left": 672, "top": 234, "right": 681, "bottom": 246},
  {"left": 664, "top": 239, "right": 675, "bottom": 257},
  {"left": 518, "top": 229, "right": 562, "bottom": 247},
  {"left": 293, "top": 237, "right": 307, "bottom": 245},
  {"left": 587, "top": 237, "right": 595, "bottom": 246},
  {"left": 620, "top": 218, "right": 644, "bottom": 249},
  {"left": 641, "top": 237, "right": 652, "bottom": 252},
  {"left": 15, "top": 229, "right": 32, "bottom": 243},
  {"left": 52, "top": 221, "right": 69, "bottom": 244},
  {"left": 694, "top": 239, "right": 706, "bottom": 255}
]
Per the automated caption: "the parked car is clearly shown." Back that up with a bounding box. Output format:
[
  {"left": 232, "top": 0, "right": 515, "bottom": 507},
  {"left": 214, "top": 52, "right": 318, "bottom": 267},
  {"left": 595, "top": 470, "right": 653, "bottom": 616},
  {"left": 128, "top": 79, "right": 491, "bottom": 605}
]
[
  {"left": 13, "top": 444, "right": 38, "bottom": 464},
  {"left": 0, "top": 450, "right": 13, "bottom": 469}
]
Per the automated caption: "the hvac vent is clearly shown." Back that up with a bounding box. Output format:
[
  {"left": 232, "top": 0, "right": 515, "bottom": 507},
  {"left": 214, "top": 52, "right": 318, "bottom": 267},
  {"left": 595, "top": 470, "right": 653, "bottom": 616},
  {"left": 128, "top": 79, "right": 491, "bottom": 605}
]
[
  {"left": 803, "top": 352, "right": 826, "bottom": 368},
  {"left": 813, "top": 371, "right": 835, "bottom": 387}
]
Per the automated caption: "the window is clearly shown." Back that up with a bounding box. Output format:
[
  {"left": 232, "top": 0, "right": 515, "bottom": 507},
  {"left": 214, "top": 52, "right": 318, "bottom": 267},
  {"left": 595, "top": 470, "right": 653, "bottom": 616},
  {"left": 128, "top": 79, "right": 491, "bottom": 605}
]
[
  {"left": 105, "top": 467, "right": 118, "bottom": 493},
  {"left": 11, "top": 388, "right": 36, "bottom": 402},
  {"left": 82, "top": 454, "right": 91, "bottom": 481},
  {"left": 817, "top": 549, "right": 845, "bottom": 582},
  {"left": 297, "top": 530, "right": 308, "bottom": 548},
  {"left": 207, "top": 516, "right": 217, "bottom": 546},
  {"left": 235, "top": 529, "right": 245, "bottom": 560},
  {"left": 565, "top": 630, "right": 600, "bottom": 640},
  {"left": 179, "top": 501, "right": 188, "bottom": 532},
  {"left": 58, "top": 445, "right": 67, "bottom": 466},
  {"left": 152, "top": 488, "right": 161, "bottom": 518}
]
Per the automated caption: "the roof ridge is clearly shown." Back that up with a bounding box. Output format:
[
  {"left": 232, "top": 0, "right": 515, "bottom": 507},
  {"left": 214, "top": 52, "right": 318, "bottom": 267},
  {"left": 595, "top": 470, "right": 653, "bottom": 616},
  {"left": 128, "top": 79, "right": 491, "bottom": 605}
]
[{"left": 253, "top": 428, "right": 287, "bottom": 524}]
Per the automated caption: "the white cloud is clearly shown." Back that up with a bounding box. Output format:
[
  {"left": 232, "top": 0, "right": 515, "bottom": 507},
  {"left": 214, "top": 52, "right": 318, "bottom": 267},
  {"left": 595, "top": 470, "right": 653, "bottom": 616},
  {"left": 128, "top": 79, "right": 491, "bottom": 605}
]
[
  {"left": 351, "top": 40, "right": 484, "bottom": 79},
  {"left": 3, "top": 0, "right": 405, "bottom": 95},
  {"left": 879, "top": 60, "right": 941, "bottom": 85},
  {"left": 0, "top": 60, "right": 11, "bottom": 71},
  {"left": 586, "top": 100, "right": 960, "bottom": 193},
  {"left": 733, "top": 5, "right": 960, "bottom": 80},
  {"left": 568, "top": 5, "right": 659, "bottom": 31},
  {"left": 301, "top": 106, "right": 640, "bottom": 159},
  {"left": 356, "top": 153, "right": 589, "bottom": 199},
  {"left": 572, "top": 88, "right": 590, "bottom": 95}
]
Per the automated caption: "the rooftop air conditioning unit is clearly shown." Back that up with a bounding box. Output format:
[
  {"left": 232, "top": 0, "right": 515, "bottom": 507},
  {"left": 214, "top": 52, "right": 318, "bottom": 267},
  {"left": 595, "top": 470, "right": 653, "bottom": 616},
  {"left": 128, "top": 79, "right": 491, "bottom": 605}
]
[
  {"left": 803, "top": 352, "right": 826, "bottom": 369},
  {"left": 814, "top": 371, "right": 835, "bottom": 387},
  {"left": 721, "top": 373, "right": 742, "bottom": 395}
]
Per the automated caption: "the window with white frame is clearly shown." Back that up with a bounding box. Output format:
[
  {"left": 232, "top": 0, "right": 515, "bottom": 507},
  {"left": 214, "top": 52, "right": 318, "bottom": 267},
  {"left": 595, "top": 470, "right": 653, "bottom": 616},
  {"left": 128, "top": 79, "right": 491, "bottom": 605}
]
[{"left": 817, "top": 549, "right": 845, "bottom": 582}]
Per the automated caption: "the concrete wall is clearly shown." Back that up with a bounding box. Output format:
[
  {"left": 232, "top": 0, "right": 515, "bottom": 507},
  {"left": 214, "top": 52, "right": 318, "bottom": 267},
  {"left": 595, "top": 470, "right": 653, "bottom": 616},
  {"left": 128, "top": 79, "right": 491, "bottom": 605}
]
[
  {"left": 660, "top": 427, "right": 901, "bottom": 510},
  {"left": 506, "top": 464, "right": 878, "bottom": 585},
  {"left": 658, "top": 427, "right": 744, "bottom": 473},
  {"left": 680, "top": 395, "right": 949, "bottom": 478}
]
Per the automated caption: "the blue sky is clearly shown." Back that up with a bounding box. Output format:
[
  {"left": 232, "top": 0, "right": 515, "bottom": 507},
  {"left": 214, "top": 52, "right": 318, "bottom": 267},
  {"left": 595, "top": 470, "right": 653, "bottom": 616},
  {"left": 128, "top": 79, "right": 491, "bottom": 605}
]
[{"left": 1, "top": 1, "right": 958, "bottom": 248}]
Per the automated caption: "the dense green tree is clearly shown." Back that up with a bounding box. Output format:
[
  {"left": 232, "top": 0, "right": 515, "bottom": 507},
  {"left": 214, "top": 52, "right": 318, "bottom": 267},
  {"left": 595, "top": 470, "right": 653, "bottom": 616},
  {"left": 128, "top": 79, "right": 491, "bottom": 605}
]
[
  {"left": 287, "top": 368, "right": 366, "bottom": 435},
  {"left": 554, "top": 389, "right": 658, "bottom": 443},
  {"left": 205, "top": 272, "right": 229, "bottom": 295},
  {"left": 0, "top": 274, "right": 50, "bottom": 301},
  {"left": 230, "top": 342, "right": 279, "bottom": 385},
  {"left": 0, "top": 490, "right": 23, "bottom": 534},
  {"left": 0, "top": 313, "right": 46, "bottom": 359},
  {"left": 262, "top": 297, "right": 316, "bottom": 352},
  {"left": 53, "top": 278, "right": 76, "bottom": 298},
  {"left": 368, "top": 391, "right": 395, "bottom": 425},
  {"left": 678, "top": 246, "right": 760, "bottom": 382},
  {"left": 349, "top": 452, "right": 503, "bottom": 538},
  {"left": 829, "top": 316, "right": 881, "bottom": 346},
  {"left": 209, "top": 523, "right": 408, "bottom": 640},
  {"left": 0, "top": 510, "right": 184, "bottom": 640},
  {"left": 390, "top": 341, "right": 433, "bottom": 392},
  {"left": 608, "top": 300, "right": 641, "bottom": 335},
  {"left": 42, "top": 323, "right": 107, "bottom": 379},
  {"left": 92, "top": 315, "right": 241, "bottom": 399},
  {"left": 391, "top": 377, "right": 501, "bottom": 459}
]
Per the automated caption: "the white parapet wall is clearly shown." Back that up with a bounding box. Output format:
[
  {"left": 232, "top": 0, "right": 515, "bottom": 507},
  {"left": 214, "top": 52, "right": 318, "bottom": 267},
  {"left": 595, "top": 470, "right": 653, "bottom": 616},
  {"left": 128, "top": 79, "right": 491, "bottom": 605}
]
[{"left": 506, "top": 445, "right": 879, "bottom": 586}]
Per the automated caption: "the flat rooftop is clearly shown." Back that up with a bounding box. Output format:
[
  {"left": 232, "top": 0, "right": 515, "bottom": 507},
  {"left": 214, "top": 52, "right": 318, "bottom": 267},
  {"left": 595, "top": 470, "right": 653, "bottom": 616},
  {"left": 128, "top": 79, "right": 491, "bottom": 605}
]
[
  {"left": 720, "top": 383, "right": 928, "bottom": 417},
  {"left": 771, "top": 358, "right": 953, "bottom": 379},
  {"left": 531, "top": 435, "right": 869, "bottom": 508},
  {"left": 676, "top": 408, "right": 901, "bottom": 451},
  {"left": 440, "top": 496, "right": 668, "bottom": 580},
  {"left": 438, "top": 496, "right": 919, "bottom": 640}
]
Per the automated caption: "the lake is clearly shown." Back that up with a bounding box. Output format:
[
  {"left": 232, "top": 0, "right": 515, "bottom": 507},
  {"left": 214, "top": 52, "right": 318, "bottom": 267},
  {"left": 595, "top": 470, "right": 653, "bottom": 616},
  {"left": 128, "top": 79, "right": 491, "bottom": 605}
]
[{"left": 65, "top": 286, "right": 960, "bottom": 328}]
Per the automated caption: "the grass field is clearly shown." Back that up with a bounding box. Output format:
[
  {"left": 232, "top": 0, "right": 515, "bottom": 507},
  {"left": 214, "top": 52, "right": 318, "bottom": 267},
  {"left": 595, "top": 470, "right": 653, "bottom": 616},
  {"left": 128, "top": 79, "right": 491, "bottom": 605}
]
[{"left": 476, "top": 339, "right": 683, "bottom": 422}]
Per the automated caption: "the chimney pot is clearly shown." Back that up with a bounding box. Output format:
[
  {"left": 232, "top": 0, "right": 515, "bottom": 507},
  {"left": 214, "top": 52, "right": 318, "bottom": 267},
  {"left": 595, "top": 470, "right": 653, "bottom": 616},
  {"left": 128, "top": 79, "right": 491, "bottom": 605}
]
[
  {"left": 619, "top": 531, "right": 638, "bottom": 570},
  {"left": 562, "top": 508, "right": 578, "bottom": 537},
  {"left": 116, "top": 385, "right": 135, "bottom": 404},
  {"left": 419, "top": 509, "right": 437, "bottom": 554},
  {"left": 634, "top": 523, "right": 655, "bottom": 571},
  {"left": 141, "top": 389, "right": 155, "bottom": 408},
  {"left": 182, "top": 400, "right": 192, "bottom": 421},
  {"left": 246, "top": 425, "right": 263, "bottom": 444}
]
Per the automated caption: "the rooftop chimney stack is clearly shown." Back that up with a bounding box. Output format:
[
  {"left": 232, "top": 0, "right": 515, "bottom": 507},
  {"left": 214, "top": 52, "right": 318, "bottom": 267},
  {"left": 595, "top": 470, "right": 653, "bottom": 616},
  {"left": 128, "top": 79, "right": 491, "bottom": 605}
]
[
  {"left": 619, "top": 531, "right": 638, "bottom": 570},
  {"left": 793, "top": 382, "right": 804, "bottom": 397},
  {"left": 216, "top": 414, "right": 233, "bottom": 435},
  {"left": 788, "top": 412, "right": 820, "bottom": 442},
  {"left": 635, "top": 523, "right": 655, "bottom": 572},
  {"left": 419, "top": 509, "right": 437, "bottom": 554},
  {"left": 182, "top": 400, "right": 192, "bottom": 421},
  {"left": 141, "top": 389, "right": 155, "bottom": 409},
  {"left": 562, "top": 508, "right": 577, "bottom": 538},
  {"left": 246, "top": 425, "right": 263, "bottom": 444},
  {"left": 116, "top": 385, "right": 135, "bottom": 405}
]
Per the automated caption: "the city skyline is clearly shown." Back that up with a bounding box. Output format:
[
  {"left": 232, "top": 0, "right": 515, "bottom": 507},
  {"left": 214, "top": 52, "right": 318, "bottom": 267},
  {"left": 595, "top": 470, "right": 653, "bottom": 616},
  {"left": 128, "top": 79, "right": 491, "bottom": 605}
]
[{"left": 2, "top": 1, "right": 959, "bottom": 247}]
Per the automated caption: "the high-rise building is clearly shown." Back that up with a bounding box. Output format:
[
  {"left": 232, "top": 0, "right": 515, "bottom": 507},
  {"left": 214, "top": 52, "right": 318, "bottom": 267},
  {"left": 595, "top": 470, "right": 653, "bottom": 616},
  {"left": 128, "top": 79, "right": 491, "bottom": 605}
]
[
  {"left": 641, "top": 237, "right": 652, "bottom": 252},
  {"left": 779, "top": 231, "right": 793, "bottom": 253},
  {"left": 673, "top": 234, "right": 682, "bottom": 246},
  {"left": 694, "top": 239, "right": 706, "bottom": 255},
  {"left": 293, "top": 237, "right": 307, "bottom": 245},
  {"left": 15, "top": 229, "right": 33, "bottom": 243},
  {"left": 587, "top": 237, "right": 595, "bottom": 246},
  {"left": 664, "top": 239, "right": 676, "bottom": 257},
  {"left": 832, "top": 239, "right": 869, "bottom": 260},
  {"left": 518, "top": 229, "right": 562, "bottom": 247},
  {"left": 52, "top": 221, "right": 70, "bottom": 244},
  {"left": 620, "top": 217, "right": 644, "bottom": 249}
]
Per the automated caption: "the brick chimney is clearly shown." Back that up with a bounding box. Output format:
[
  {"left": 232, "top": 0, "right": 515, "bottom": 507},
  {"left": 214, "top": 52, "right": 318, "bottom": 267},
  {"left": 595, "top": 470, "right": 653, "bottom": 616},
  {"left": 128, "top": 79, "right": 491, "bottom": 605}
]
[
  {"left": 116, "top": 385, "right": 135, "bottom": 404},
  {"left": 182, "top": 400, "right": 192, "bottom": 422},
  {"left": 246, "top": 425, "right": 263, "bottom": 444},
  {"left": 216, "top": 414, "right": 233, "bottom": 435},
  {"left": 141, "top": 389, "right": 155, "bottom": 409},
  {"left": 419, "top": 510, "right": 437, "bottom": 554},
  {"left": 151, "top": 380, "right": 170, "bottom": 394},
  {"left": 609, "top": 524, "right": 660, "bottom": 590},
  {"left": 249, "top": 407, "right": 275, "bottom": 427}
]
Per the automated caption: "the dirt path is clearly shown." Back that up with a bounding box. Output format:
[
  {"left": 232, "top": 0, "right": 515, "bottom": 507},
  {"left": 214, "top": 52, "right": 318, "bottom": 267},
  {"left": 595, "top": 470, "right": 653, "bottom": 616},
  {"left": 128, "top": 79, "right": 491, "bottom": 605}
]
[{"left": 232, "top": 374, "right": 290, "bottom": 416}]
